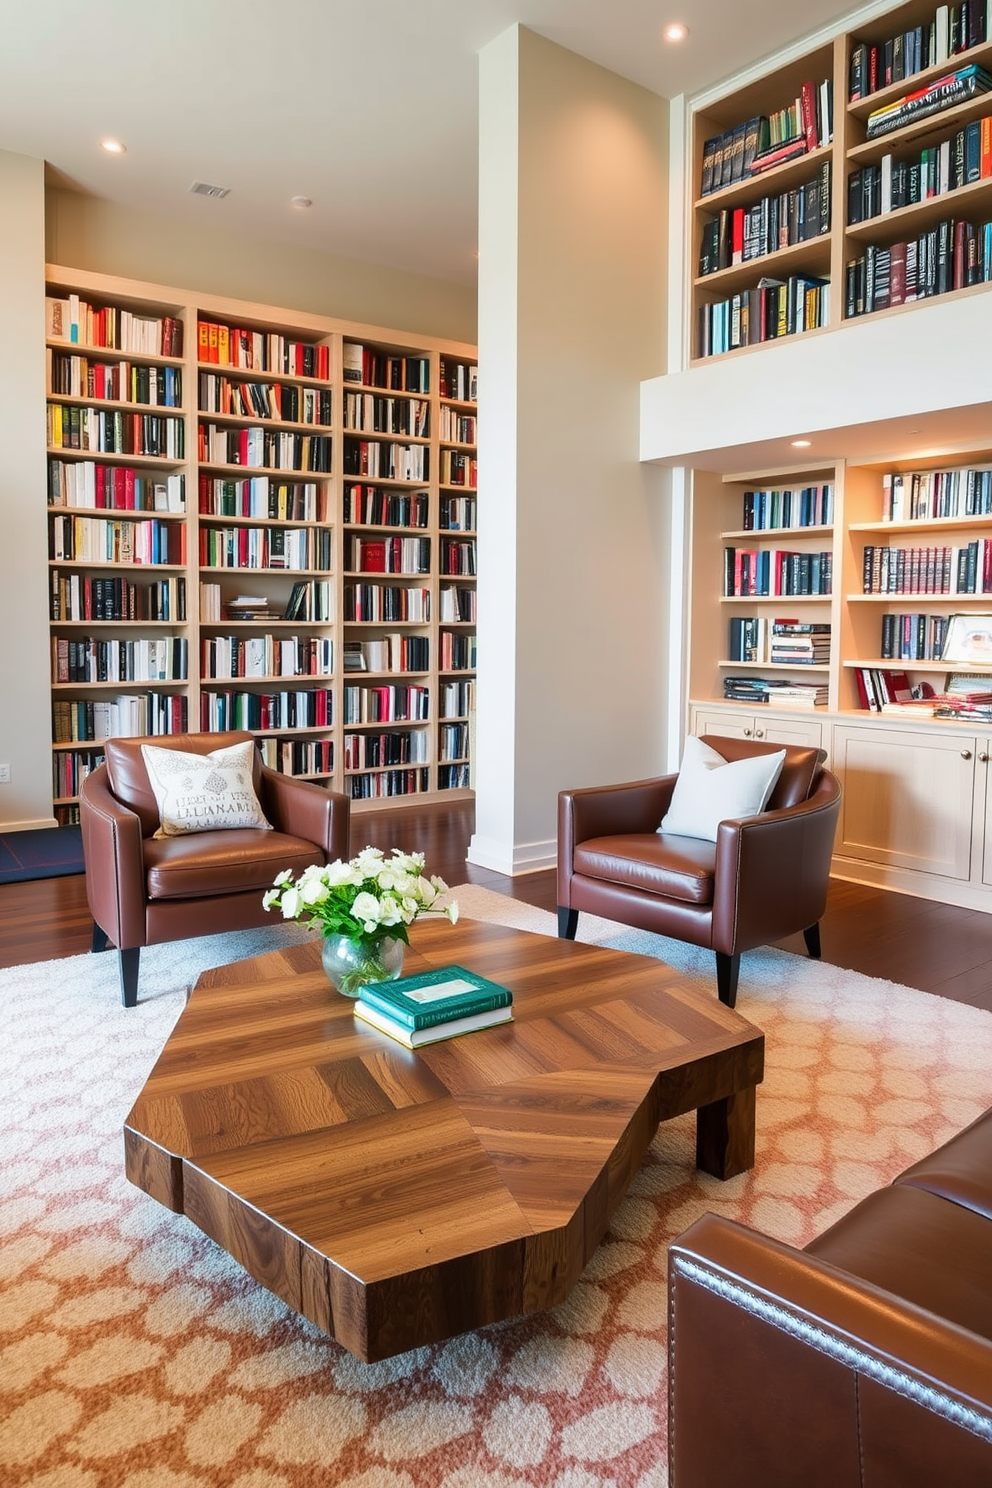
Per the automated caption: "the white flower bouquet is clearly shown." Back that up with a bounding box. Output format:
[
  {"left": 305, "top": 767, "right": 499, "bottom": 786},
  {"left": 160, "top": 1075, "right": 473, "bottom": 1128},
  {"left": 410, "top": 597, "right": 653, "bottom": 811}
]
[{"left": 263, "top": 846, "right": 458, "bottom": 949}]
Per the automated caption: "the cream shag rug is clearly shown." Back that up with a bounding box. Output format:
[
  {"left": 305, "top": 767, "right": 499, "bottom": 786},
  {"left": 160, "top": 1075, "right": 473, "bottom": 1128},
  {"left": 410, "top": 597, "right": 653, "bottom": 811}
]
[{"left": 4, "top": 888, "right": 992, "bottom": 1488}]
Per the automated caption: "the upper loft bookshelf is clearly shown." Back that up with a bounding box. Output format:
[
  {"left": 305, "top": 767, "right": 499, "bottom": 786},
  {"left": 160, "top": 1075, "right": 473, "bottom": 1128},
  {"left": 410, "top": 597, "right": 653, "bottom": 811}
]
[
  {"left": 43, "top": 265, "right": 478, "bottom": 821},
  {"left": 691, "top": 0, "right": 992, "bottom": 362}
]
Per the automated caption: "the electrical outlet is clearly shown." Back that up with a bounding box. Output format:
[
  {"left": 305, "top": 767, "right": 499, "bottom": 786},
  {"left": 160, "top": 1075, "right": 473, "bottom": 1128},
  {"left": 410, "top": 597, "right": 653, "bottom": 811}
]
[{"left": 0, "top": 765, "right": 10, "bottom": 784}]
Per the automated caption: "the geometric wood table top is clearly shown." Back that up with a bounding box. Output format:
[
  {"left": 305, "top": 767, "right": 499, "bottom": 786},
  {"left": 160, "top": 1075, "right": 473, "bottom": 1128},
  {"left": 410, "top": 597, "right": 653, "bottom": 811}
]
[{"left": 124, "top": 917, "right": 764, "bottom": 1360}]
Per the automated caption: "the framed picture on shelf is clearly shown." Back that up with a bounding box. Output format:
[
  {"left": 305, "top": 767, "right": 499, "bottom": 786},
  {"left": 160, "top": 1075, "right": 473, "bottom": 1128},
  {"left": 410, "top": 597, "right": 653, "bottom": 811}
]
[{"left": 941, "top": 614, "right": 992, "bottom": 666}]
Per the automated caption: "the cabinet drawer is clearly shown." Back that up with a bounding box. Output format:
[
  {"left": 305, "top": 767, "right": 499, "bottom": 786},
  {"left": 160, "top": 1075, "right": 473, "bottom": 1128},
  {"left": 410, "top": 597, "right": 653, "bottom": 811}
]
[{"left": 691, "top": 706, "right": 823, "bottom": 751}]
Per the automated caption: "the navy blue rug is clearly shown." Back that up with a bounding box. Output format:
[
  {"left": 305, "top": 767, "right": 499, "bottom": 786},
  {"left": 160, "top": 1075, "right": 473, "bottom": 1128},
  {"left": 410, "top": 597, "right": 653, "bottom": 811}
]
[{"left": 0, "top": 826, "right": 84, "bottom": 884}]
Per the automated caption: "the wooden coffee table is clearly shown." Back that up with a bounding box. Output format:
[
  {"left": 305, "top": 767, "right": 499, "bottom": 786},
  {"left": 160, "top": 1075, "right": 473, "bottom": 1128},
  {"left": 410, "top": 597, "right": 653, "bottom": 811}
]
[{"left": 125, "top": 917, "right": 764, "bottom": 1361}]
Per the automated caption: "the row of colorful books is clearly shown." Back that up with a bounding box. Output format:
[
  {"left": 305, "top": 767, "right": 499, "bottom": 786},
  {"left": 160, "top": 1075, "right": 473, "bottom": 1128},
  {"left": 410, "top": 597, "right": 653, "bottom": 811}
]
[{"left": 353, "top": 964, "right": 513, "bottom": 1047}]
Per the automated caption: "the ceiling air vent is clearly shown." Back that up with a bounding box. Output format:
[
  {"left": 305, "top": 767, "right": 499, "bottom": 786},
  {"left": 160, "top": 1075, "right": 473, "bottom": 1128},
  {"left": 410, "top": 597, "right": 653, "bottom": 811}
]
[{"left": 189, "top": 181, "right": 230, "bottom": 199}]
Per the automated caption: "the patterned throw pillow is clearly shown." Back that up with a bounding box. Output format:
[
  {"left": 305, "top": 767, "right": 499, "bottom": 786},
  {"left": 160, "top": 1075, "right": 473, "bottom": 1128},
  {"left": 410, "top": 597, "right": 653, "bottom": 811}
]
[{"left": 140, "top": 741, "right": 272, "bottom": 838}]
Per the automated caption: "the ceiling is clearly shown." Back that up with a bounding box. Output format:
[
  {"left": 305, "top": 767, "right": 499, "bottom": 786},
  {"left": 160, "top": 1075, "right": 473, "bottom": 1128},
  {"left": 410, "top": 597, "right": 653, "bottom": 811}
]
[{"left": 1, "top": 0, "right": 861, "bottom": 287}]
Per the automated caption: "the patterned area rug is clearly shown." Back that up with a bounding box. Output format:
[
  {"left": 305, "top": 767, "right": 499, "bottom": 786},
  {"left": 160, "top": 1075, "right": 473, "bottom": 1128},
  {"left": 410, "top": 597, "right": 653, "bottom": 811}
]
[{"left": 4, "top": 891, "right": 992, "bottom": 1488}]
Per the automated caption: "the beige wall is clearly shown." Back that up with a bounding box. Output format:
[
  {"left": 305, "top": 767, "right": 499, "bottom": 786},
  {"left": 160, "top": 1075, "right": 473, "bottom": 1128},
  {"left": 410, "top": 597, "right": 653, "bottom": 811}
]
[
  {"left": 471, "top": 27, "right": 669, "bottom": 874},
  {"left": 0, "top": 152, "right": 55, "bottom": 828},
  {"left": 46, "top": 187, "right": 477, "bottom": 344}
]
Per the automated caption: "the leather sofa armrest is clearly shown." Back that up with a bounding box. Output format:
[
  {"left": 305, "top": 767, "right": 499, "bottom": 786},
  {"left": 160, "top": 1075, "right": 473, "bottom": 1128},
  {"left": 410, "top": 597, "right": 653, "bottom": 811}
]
[
  {"left": 259, "top": 767, "right": 350, "bottom": 860},
  {"left": 668, "top": 1213, "right": 992, "bottom": 1488},
  {"left": 710, "top": 771, "right": 841, "bottom": 955},
  {"left": 558, "top": 776, "right": 678, "bottom": 908},
  {"left": 79, "top": 765, "right": 147, "bottom": 948}
]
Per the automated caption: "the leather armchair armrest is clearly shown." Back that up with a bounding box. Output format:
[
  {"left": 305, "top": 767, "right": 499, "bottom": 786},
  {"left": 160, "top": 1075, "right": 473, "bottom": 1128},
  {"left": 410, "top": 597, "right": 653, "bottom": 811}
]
[
  {"left": 558, "top": 776, "right": 677, "bottom": 907},
  {"left": 710, "top": 772, "right": 841, "bottom": 955},
  {"left": 79, "top": 766, "right": 147, "bottom": 948},
  {"left": 260, "top": 767, "right": 350, "bottom": 860},
  {"left": 668, "top": 1214, "right": 992, "bottom": 1488}
]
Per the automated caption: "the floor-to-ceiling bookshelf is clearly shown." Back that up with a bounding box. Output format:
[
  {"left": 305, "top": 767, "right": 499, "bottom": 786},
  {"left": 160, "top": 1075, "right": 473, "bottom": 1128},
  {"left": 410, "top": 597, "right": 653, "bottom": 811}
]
[{"left": 44, "top": 266, "right": 477, "bottom": 819}]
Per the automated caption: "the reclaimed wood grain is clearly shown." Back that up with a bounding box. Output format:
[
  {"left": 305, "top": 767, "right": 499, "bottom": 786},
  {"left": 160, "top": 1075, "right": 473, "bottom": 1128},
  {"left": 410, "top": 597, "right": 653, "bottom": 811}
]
[{"left": 125, "top": 916, "right": 764, "bottom": 1360}]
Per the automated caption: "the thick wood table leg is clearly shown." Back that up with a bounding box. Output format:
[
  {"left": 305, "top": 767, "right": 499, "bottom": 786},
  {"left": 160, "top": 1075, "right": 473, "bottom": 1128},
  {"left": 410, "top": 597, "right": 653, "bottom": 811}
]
[{"left": 695, "top": 1084, "right": 756, "bottom": 1180}]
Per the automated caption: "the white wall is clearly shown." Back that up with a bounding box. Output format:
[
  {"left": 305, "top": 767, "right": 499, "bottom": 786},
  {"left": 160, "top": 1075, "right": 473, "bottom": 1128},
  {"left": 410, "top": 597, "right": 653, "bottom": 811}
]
[
  {"left": 471, "top": 27, "right": 669, "bottom": 875},
  {"left": 0, "top": 151, "right": 54, "bottom": 829},
  {"left": 641, "top": 290, "right": 992, "bottom": 469},
  {"left": 47, "top": 188, "right": 477, "bottom": 345}
]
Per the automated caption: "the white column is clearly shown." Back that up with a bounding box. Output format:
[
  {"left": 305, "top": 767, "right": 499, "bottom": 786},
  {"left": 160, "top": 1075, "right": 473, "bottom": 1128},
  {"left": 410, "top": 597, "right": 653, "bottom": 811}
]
[
  {"left": 471, "top": 27, "right": 670, "bottom": 874},
  {"left": 0, "top": 151, "right": 53, "bottom": 829}
]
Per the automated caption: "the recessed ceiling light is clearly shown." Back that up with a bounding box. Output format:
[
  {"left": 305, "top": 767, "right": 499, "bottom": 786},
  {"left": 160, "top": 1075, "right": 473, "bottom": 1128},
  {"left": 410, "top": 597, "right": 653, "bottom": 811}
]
[
  {"left": 100, "top": 138, "right": 126, "bottom": 155},
  {"left": 291, "top": 195, "right": 312, "bottom": 210},
  {"left": 663, "top": 22, "right": 689, "bottom": 42},
  {"left": 791, "top": 439, "right": 812, "bottom": 448}
]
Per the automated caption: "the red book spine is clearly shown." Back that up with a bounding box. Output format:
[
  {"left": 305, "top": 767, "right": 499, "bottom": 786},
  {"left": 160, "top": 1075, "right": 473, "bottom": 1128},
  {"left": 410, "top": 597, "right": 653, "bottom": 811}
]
[
  {"left": 731, "top": 208, "right": 745, "bottom": 265},
  {"left": 801, "top": 80, "right": 819, "bottom": 150},
  {"left": 953, "top": 220, "right": 967, "bottom": 290}
]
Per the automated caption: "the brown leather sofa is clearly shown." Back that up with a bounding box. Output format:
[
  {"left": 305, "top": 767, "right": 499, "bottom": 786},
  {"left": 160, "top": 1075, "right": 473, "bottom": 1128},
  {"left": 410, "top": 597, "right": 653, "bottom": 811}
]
[
  {"left": 668, "top": 1105, "right": 992, "bottom": 1486},
  {"left": 80, "top": 731, "right": 350, "bottom": 1006},
  {"left": 557, "top": 737, "right": 842, "bottom": 1006}
]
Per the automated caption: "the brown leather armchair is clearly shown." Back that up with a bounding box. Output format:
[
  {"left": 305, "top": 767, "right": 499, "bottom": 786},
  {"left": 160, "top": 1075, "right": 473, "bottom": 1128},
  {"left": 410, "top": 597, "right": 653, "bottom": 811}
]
[
  {"left": 80, "top": 731, "right": 350, "bottom": 1007},
  {"left": 557, "top": 736, "right": 842, "bottom": 1007},
  {"left": 667, "top": 1105, "right": 992, "bottom": 1487}
]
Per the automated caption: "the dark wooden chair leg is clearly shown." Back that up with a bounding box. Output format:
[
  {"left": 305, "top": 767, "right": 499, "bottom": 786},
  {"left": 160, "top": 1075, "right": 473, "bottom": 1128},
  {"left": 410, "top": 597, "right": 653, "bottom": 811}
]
[
  {"left": 91, "top": 922, "right": 110, "bottom": 953},
  {"left": 716, "top": 951, "right": 740, "bottom": 1008},
  {"left": 558, "top": 906, "right": 578, "bottom": 940},
  {"left": 803, "top": 923, "right": 822, "bottom": 959},
  {"left": 119, "top": 948, "right": 140, "bottom": 1008}
]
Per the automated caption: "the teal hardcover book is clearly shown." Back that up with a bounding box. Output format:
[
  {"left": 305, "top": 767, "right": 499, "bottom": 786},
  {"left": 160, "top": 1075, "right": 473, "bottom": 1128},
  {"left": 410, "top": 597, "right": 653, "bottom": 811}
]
[{"left": 357, "top": 964, "right": 513, "bottom": 1030}]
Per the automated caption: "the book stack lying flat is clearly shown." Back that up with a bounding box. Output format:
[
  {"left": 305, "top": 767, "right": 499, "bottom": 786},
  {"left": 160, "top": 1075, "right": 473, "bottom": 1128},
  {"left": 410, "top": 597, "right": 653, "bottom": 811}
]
[
  {"left": 769, "top": 619, "right": 831, "bottom": 665},
  {"left": 353, "top": 964, "right": 513, "bottom": 1047},
  {"left": 765, "top": 681, "right": 829, "bottom": 708}
]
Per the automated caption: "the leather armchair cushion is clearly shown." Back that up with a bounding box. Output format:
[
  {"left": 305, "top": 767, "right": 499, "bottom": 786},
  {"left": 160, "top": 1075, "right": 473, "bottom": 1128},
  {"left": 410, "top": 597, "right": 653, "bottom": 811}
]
[
  {"left": 144, "top": 830, "right": 324, "bottom": 900},
  {"left": 894, "top": 1106, "right": 992, "bottom": 1222},
  {"left": 806, "top": 1182, "right": 992, "bottom": 1344},
  {"left": 573, "top": 833, "right": 716, "bottom": 905}
]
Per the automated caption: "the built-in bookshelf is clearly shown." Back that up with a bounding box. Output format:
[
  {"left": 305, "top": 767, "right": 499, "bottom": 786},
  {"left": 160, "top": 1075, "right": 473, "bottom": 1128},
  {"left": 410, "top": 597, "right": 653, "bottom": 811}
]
[
  {"left": 45, "top": 267, "right": 478, "bottom": 820},
  {"left": 691, "top": 0, "right": 992, "bottom": 361},
  {"left": 691, "top": 451, "right": 992, "bottom": 710},
  {"left": 688, "top": 445, "right": 992, "bottom": 907}
]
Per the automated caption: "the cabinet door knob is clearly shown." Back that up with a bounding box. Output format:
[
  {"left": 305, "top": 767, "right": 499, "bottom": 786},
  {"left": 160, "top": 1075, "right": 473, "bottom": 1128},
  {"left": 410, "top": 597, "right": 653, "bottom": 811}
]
[
  {"left": 743, "top": 728, "right": 752, "bottom": 737},
  {"left": 755, "top": 728, "right": 764, "bottom": 739},
  {"left": 980, "top": 752, "right": 989, "bottom": 763},
  {"left": 962, "top": 749, "right": 973, "bottom": 760}
]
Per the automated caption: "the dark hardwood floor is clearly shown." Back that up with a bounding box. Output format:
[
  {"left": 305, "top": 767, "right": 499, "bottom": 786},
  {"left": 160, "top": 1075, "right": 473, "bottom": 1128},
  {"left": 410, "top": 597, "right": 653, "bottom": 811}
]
[{"left": 2, "top": 799, "right": 990, "bottom": 1013}]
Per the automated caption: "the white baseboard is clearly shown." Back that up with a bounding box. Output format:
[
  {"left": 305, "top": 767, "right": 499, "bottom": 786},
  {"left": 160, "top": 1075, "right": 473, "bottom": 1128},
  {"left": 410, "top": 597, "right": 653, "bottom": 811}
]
[
  {"left": 466, "top": 833, "right": 556, "bottom": 876},
  {"left": 0, "top": 816, "right": 60, "bottom": 833}
]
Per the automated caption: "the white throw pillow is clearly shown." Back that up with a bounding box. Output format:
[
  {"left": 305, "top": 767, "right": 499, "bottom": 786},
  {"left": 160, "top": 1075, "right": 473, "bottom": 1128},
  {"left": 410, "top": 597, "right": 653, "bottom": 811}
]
[
  {"left": 658, "top": 735, "right": 786, "bottom": 843},
  {"left": 141, "top": 740, "right": 272, "bottom": 838}
]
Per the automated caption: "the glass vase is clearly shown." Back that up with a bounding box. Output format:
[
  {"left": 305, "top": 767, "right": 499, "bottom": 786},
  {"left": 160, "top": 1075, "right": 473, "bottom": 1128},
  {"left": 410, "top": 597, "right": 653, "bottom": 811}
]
[{"left": 320, "top": 934, "right": 405, "bottom": 999}]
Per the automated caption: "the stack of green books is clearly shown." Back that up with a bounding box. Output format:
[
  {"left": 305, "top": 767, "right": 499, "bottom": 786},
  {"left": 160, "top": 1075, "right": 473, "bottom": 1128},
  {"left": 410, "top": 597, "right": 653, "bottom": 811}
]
[{"left": 353, "top": 965, "right": 513, "bottom": 1047}]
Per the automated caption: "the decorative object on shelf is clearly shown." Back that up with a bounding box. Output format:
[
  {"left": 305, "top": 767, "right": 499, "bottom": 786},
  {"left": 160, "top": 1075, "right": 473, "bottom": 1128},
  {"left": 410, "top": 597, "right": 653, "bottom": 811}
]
[
  {"left": 940, "top": 612, "right": 992, "bottom": 664},
  {"left": 263, "top": 846, "right": 458, "bottom": 997}
]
